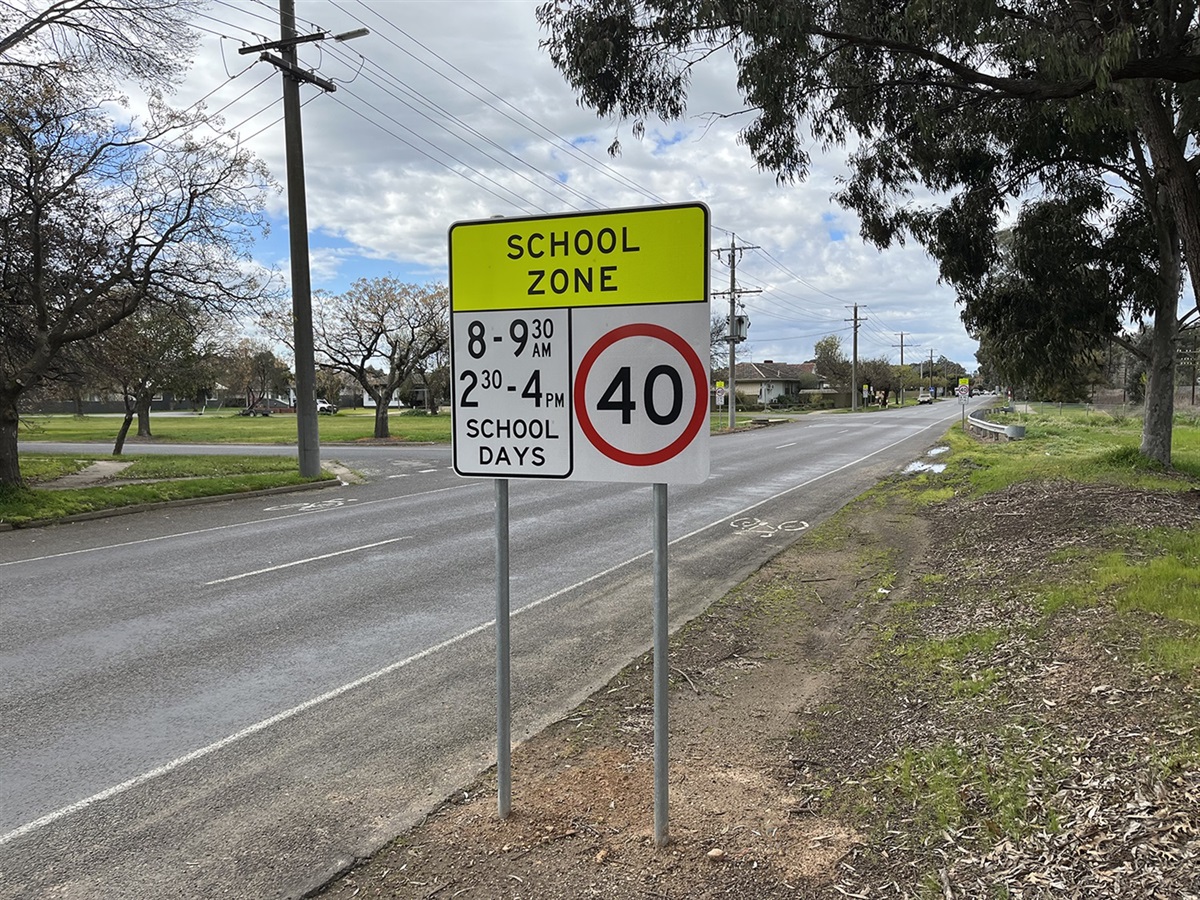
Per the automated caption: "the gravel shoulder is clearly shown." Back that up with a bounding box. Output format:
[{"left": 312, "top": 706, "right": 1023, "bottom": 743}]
[{"left": 315, "top": 470, "right": 1200, "bottom": 900}]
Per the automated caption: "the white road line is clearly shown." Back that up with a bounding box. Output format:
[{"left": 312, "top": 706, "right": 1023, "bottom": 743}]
[
  {"left": 775, "top": 442, "right": 797, "bottom": 449},
  {"left": 203, "top": 538, "right": 411, "bottom": 585},
  {"left": 0, "top": 614, "right": 495, "bottom": 848},
  {"left": 0, "top": 483, "right": 476, "bottom": 568},
  {"left": 418, "top": 468, "right": 438, "bottom": 473},
  {"left": 1, "top": 412, "right": 959, "bottom": 844}
]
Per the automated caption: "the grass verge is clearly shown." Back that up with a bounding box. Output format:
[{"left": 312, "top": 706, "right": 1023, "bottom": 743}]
[
  {"left": 2, "top": 453, "right": 333, "bottom": 526},
  {"left": 788, "top": 411, "right": 1200, "bottom": 896}
]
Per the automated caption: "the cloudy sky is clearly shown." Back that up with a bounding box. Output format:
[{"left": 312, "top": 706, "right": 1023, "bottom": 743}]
[{"left": 177, "top": 0, "right": 980, "bottom": 370}]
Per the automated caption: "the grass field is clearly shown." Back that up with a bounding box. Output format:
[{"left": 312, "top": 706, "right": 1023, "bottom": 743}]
[{"left": 18, "top": 408, "right": 452, "bottom": 444}]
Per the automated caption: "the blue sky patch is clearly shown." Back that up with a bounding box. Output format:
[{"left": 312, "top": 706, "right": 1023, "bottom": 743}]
[{"left": 822, "top": 211, "right": 846, "bottom": 241}]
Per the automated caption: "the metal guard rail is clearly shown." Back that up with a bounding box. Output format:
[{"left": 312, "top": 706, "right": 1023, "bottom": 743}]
[{"left": 967, "top": 405, "right": 1026, "bottom": 440}]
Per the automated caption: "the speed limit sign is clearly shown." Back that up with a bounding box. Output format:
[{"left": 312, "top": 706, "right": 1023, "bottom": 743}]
[{"left": 449, "top": 203, "right": 710, "bottom": 484}]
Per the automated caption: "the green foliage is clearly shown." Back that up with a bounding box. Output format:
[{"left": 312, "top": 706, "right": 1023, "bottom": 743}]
[
  {"left": 536, "top": 0, "right": 1199, "bottom": 467},
  {"left": 961, "top": 196, "right": 1155, "bottom": 401},
  {"left": 814, "top": 335, "right": 851, "bottom": 390}
]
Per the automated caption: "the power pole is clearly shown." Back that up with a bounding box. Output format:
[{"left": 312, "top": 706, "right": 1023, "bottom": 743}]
[
  {"left": 929, "top": 348, "right": 935, "bottom": 395},
  {"left": 894, "top": 332, "right": 906, "bottom": 407},
  {"left": 846, "top": 304, "right": 866, "bottom": 411},
  {"left": 240, "top": 4, "right": 366, "bottom": 477},
  {"left": 712, "top": 233, "right": 759, "bottom": 428}
]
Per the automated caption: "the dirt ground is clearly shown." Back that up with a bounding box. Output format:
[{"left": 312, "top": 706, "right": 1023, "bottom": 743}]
[{"left": 315, "top": 473, "right": 1200, "bottom": 900}]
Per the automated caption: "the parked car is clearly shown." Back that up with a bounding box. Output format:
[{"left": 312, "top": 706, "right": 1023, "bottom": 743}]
[
  {"left": 917, "top": 390, "right": 933, "bottom": 404},
  {"left": 316, "top": 399, "right": 338, "bottom": 415},
  {"left": 237, "top": 398, "right": 294, "bottom": 416}
]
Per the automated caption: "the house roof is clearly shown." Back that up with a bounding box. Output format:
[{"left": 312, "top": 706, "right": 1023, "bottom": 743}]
[{"left": 732, "top": 360, "right": 817, "bottom": 381}]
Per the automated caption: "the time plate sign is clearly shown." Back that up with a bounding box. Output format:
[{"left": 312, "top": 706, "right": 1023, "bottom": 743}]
[{"left": 449, "top": 203, "right": 710, "bottom": 484}]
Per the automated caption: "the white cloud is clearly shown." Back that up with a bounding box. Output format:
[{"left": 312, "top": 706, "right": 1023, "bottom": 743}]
[{"left": 173, "top": 0, "right": 979, "bottom": 368}]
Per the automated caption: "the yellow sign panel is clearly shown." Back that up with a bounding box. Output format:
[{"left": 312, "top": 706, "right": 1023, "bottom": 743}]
[{"left": 449, "top": 203, "right": 709, "bottom": 312}]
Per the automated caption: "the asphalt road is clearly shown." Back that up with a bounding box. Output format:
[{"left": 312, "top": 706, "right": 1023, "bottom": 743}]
[{"left": 1, "top": 403, "right": 969, "bottom": 899}]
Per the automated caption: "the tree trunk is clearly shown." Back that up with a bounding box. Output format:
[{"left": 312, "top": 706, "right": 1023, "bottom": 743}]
[
  {"left": 1135, "top": 88, "right": 1200, "bottom": 316},
  {"left": 372, "top": 394, "right": 390, "bottom": 438},
  {"left": 1141, "top": 290, "right": 1177, "bottom": 467},
  {"left": 1126, "top": 87, "right": 1187, "bottom": 466},
  {"left": 113, "top": 414, "right": 134, "bottom": 456},
  {"left": 0, "top": 392, "right": 24, "bottom": 488},
  {"left": 136, "top": 390, "right": 153, "bottom": 437}
]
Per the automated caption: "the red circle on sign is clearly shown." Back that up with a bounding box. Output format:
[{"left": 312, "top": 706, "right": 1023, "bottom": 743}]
[{"left": 574, "top": 323, "right": 708, "bottom": 467}]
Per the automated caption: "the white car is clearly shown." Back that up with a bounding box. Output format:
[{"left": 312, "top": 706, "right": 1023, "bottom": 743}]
[
  {"left": 917, "top": 390, "right": 933, "bottom": 404},
  {"left": 316, "top": 399, "right": 338, "bottom": 415}
]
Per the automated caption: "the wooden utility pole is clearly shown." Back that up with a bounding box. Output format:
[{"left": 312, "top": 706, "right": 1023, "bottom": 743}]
[
  {"left": 846, "top": 304, "right": 866, "bottom": 411},
  {"left": 240, "top": 5, "right": 365, "bottom": 477},
  {"left": 712, "top": 234, "right": 759, "bottom": 428}
]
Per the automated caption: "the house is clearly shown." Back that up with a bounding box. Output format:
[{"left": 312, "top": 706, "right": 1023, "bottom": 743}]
[{"left": 730, "top": 360, "right": 821, "bottom": 406}]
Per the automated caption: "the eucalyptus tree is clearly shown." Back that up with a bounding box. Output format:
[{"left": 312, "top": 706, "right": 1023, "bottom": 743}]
[{"left": 537, "top": 0, "right": 1200, "bottom": 463}]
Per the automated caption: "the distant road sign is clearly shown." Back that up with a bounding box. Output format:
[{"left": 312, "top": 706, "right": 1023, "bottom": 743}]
[{"left": 450, "top": 203, "right": 710, "bottom": 483}]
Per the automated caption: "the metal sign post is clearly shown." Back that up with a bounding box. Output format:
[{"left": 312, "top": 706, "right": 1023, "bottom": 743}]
[
  {"left": 652, "top": 482, "right": 669, "bottom": 845},
  {"left": 449, "top": 203, "right": 710, "bottom": 845},
  {"left": 495, "top": 478, "right": 511, "bottom": 819}
]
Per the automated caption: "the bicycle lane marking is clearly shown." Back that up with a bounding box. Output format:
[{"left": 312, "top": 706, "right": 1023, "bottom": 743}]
[
  {"left": 730, "top": 516, "right": 810, "bottom": 538},
  {"left": 262, "top": 497, "right": 360, "bottom": 512}
]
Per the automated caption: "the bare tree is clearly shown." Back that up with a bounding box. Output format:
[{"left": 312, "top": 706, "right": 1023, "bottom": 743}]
[
  {"left": 0, "top": 0, "right": 199, "bottom": 89},
  {"left": 265, "top": 279, "right": 449, "bottom": 439},
  {"left": 709, "top": 313, "right": 729, "bottom": 374},
  {"left": 0, "top": 73, "right": 269, "bottom": 486}
]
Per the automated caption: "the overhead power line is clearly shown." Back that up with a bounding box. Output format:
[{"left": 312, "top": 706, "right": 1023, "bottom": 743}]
[{"left": 182, "top": 1, "right": 905, "bottom": 360}]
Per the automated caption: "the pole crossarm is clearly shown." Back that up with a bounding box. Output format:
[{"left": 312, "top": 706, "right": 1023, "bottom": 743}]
[
  {"left": 237, "top": 32, "right": 327, "bottom": 54},
  {"left": 258, "top": 51, "right": 337, "bottom": 92}
]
